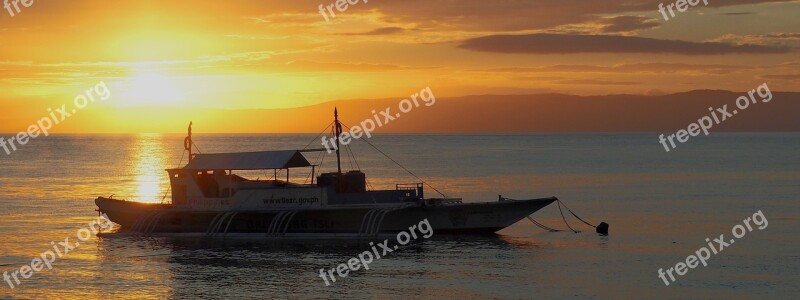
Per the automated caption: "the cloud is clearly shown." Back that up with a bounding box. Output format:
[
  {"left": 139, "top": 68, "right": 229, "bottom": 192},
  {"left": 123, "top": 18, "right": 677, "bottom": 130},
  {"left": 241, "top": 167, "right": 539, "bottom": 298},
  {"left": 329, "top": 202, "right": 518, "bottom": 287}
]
[
  {"left": 541, "top": 15, "right": 661, "bottom": 35},
  {"left": 459, "top": 33, "right": 791, "bottom": 55},
  {"left": 721, "top": 12, "right": 758, "bottom": 16},
  {"left": 279, "top": 60, "right": 432, "bottom": 72},
  {"left": 556, "top": 79, "right": 641, "bottom": 85},
  {"left": 508, "top": 75, "right": 641, "bottom": 86},
  {"left": 761, "top": 74, "right": 800, "bottom": 80},
  {"left": 599, "top": 16, "right": 659, "bottom": 33},
  {"left": 711, "top": 32, "right": 800, "bottom": 49},
  {"left": 350, "top": 0, "right": 796, "bottom": 32},
  {"left": 473, "top": 63, "right": 751, "bottom": 75},
  {"left": 247, "top": 13, "right": 324, "bottom": 28},
  {"left": 339, "top": 27, "right": 406, "bottom": 36}
]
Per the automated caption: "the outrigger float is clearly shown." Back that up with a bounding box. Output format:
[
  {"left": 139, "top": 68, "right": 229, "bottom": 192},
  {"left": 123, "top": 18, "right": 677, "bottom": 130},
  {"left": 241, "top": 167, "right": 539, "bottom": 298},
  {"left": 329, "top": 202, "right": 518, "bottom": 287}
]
[{"left": 96, "top": 109, "right": 603, "bottom": 239}]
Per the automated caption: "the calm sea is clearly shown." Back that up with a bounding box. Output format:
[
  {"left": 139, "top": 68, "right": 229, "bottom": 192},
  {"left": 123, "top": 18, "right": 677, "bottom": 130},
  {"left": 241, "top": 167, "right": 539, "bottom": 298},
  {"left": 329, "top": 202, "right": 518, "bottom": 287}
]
[{"left": 0, "top": 133, "right": 798, "bottom": 299}]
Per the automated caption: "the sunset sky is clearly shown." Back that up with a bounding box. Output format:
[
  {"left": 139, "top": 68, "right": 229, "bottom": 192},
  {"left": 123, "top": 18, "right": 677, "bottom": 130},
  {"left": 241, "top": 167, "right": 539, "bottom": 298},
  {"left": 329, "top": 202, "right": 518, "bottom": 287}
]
[{"left": 0, "top": 0, "right": 798, "bottom": 133}]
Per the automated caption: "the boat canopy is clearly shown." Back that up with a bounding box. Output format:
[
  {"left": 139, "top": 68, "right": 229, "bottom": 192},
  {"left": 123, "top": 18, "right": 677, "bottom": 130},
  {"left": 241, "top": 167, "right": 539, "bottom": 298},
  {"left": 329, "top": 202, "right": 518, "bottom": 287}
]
[{"left": 182, "top": 150, "right": 315, "bottom": 170}]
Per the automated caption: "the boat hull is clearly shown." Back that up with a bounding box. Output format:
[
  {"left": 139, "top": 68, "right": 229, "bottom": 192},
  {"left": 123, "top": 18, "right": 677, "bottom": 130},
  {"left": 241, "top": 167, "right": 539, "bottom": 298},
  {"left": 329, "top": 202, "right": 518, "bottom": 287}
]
[{"left": 95, "top": 196, "right": 556, "bottom": 238}]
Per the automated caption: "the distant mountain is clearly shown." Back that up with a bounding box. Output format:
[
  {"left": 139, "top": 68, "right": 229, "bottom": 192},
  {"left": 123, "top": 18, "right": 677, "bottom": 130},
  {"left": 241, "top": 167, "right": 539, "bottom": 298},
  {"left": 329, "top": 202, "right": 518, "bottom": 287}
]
[
  {"left": 219, "top": 90, "right": 800, "bottom": 133},
  {"left": 4, "top": 90, "right": 798, "bottom": 133}
]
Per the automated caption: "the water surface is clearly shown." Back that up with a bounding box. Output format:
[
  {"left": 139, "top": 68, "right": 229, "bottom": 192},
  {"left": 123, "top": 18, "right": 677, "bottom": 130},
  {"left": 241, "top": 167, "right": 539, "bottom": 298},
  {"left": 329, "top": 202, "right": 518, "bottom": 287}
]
[{"left": 0, "top": 133, "right": 798, "bottom": 299}]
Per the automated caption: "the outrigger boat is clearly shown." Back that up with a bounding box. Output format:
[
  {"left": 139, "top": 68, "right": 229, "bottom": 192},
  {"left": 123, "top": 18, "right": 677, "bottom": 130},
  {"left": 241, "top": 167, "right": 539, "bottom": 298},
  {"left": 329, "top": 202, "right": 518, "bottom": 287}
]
[{"left": 95, "top": 109, "right": 559, "bottom": 238}]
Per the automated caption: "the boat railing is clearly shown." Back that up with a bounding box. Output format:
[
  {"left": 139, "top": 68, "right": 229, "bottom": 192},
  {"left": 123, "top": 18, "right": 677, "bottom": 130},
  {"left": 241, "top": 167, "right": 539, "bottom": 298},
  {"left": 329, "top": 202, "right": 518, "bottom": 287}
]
[
  {"left": 396, "top": 183, "right": 424, "bottom": 199},
  {"left": 424, "top": 198, "right": 463, "bottom": 205},
  {"left": 101, "top": 195, "right": 172, "bottom": 205},
  {"left": 190, "top": 198, "right": 234, "bottom": 209}
]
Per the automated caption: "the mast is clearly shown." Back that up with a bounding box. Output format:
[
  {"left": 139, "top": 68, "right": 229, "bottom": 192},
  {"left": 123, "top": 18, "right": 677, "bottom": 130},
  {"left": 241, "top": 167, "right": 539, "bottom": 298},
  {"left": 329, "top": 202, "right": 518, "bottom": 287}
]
[
  {"left": 334, "top": 108, "right": 342, "bottom": 174},
  {"left": 186, "top": 121, "right": 193, "bottom": 162}
]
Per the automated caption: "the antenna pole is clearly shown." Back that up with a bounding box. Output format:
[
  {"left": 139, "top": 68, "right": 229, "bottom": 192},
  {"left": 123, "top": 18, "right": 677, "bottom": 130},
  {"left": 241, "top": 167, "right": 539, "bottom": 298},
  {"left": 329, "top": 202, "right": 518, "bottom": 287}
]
[{"left": 334, "top": 108, "right": 342, "bottom": 174}]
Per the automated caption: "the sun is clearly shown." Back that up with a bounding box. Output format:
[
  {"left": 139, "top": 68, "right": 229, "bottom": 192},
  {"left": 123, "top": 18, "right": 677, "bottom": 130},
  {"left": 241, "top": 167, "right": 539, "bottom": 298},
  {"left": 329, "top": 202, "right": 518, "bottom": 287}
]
[{"left": 123, "top": 69, "right": 186, "bottom": 106}]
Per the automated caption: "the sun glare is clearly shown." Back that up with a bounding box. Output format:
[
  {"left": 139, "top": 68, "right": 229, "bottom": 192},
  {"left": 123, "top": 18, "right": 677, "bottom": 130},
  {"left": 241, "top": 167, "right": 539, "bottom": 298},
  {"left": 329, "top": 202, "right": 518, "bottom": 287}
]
[{"left": 123, "top": 69, "right": 186, "bottom": 106}]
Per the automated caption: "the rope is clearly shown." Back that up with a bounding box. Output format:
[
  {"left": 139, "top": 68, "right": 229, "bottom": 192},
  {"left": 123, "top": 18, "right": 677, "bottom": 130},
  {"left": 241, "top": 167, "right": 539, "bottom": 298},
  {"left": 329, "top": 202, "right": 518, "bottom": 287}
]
[
  {"left": 318, "top": 151, "right": 327, "bottom": 173},
  {"left": 346, "top": 144, "right": 361, "bottom": 171},
  {"left": 557, "top": 201, "right": 579, "bottom": 233},
  {"left": 306, "top": 149, "right": 327, "bottom": 183},
  {"left": 192, "top": 142, "right": 202, "bottom": 154},
  {"left": 340, "top": 122, "right": 447, "bottom": 198},
  {"left": 505, "top": 197, "right": 598, "bottom": 233},
  {"left": 344, "top": 144, "right": 356, "bottom": 170},
  {"left": 302, "top": 121, "right": 336, "bottom": 150},
  {"left": 526, "top": 216, "right": 560, "bottom": 232},
  {"left": 558, "top": 200, "right": 597, "bottom": 229},
  {"left": 365, "top": 180, "right": 374, "bottom": 191},
  {"left": 303, "top": 168, "right": 313, "bottom": 185},
  {"left": 304, "top": 150, "right": 326, "bottom": 185},
  {"left": 348, "top": 143, "right": 372, "bottom": 190},
  {"left": 324, "top": 123, "right": 362, "bottom": 172},
  {"left": 161, "top": 148, "right": 188, "bottom": 204},
  {"left": 177, "top": 148, "right": 186, "bottom": 167}
]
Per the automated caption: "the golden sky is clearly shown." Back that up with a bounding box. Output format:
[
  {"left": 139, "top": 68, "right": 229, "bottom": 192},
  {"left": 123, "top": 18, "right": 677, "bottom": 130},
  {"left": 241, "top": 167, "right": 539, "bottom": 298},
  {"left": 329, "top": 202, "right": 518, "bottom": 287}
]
[{"left": 0, "top": 0, "right": 798, "bottom": 133}]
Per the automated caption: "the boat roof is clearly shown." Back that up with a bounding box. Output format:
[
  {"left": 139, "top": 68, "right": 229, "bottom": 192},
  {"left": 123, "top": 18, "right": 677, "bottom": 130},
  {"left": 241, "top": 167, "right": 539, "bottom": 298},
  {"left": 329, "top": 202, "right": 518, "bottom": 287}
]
[{"left": 181, "top": 150, "right": 316, "bottom": 170}]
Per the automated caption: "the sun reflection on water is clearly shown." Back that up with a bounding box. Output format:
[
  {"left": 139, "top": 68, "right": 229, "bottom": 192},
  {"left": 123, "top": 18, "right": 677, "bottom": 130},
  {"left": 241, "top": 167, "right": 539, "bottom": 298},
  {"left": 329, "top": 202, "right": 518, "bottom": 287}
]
[{"left": 130, "top": 134, "right": 170, "bottom": 203}]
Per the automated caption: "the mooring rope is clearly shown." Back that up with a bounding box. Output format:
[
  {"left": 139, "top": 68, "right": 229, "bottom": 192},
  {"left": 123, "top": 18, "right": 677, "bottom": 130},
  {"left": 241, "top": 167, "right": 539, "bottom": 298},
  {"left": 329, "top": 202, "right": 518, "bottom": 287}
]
[
  {"left": 557, "top": 200, "right": 579, "bottom": 233},
  {"left": 510, "top": 197, "right": 604, "bottom": 234},
  {"left": 526, "top": 216, "right": 560, "bottom": 232},
  {"left": 558, "top": 199, "right": 597, "bottom": 229}
]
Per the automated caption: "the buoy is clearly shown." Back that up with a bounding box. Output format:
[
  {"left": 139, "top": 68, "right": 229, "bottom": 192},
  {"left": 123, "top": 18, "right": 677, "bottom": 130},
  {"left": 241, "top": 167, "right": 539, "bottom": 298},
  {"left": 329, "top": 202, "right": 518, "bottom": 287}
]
[{"left": 596, "top": 222, "right": 609, "bottom": 235}]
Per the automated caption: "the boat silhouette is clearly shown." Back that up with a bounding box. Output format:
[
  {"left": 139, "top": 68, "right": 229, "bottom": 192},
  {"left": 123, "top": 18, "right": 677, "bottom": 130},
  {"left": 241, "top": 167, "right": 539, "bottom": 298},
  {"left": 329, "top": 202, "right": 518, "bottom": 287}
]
[{"left": 95, "top": 109, "right": 557, "bottom": 238}]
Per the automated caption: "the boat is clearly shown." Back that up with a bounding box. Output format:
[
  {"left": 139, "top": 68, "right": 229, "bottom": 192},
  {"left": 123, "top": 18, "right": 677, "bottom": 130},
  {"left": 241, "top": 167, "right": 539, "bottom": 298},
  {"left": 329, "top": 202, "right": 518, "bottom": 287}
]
[{"left": 95, "top": 109, "right": 558, "bottom": 238}]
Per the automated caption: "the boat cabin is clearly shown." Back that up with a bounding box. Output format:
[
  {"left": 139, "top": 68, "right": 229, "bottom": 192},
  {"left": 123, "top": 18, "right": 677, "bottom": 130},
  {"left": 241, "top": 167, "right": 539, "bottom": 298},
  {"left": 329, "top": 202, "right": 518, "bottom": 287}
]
[{"left": 166, "top": 149, "right": 423, "bottom": 210}]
